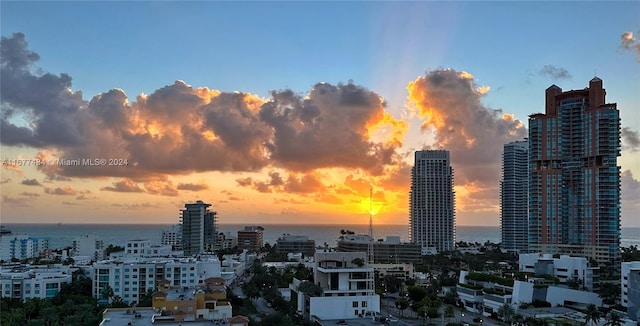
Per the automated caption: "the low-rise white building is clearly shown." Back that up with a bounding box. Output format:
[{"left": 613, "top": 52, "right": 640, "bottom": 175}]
[
  {"left": 458, "top": 270, "right": 602, "bottom": 318},
  {"left": 370, "top": 263, "right": 414, "bottom": 282},
  {"left": 215, "top": 232, "right": 238, "bottom": 251},
  {"left": 91, "top": 256, "right": 221, "bottom": 305},
  {"left": 124, "top": 240, "right": 173, "bottom": 257},
  {"left": 622, "top": 261, "right": 640, "bottom": 321},
  {"left": 72, "top": 234, "right": 104, "bottom": 261},
  {"left": 1, "top": 233, "right": 50, "bottom": 261},
  {"left": 161, "top": 225, "right": 182, "bottom": 251},
  {"left": 290, "top": 251, "right": 380, "bottom": 321},
  {"left": 519, "top": 253, "right": 599, "bottom": 291},
  {"left": 1, "top": 265, "right": 73, "bottom": 301}
]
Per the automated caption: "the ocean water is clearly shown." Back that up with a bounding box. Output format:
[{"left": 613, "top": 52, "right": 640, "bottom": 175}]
[{"left": 2, "top": 223, "right": 639, "bottom": 251}]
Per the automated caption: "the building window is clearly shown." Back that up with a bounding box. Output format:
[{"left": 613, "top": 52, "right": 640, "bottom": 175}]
[
  {"left": 362, "top": 301, "right": 367, "bottom": 308},
  {"left": 352, "top": 301, "right": 358, "bottom": 308},
  {"left": 354, "top": 310, "right": 359, "bottom": 316}
]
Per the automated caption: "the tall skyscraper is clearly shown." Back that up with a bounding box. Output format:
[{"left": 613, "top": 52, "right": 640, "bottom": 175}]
[
  {"left": 410, "top": 150, "right": 455, "bottom": 252},
  {"left": 181, "top": 200, "right": 217, "bottom": 256},
  {"left": 528, "top": 78, "right": 620, "bottom": 266},
  {"left": 501, "top": 140, "right": 529, "bottom": 253}
]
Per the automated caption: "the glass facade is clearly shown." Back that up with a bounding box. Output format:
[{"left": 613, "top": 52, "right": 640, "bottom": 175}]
[{"left": 528, "top": 78, "right": 620, "bottom": 265}]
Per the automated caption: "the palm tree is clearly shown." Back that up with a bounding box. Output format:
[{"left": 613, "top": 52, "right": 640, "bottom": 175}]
[
  {"left": 498, "top": 303, "right": 516, "bottom": 323},
  {"left": 513, "top": 313, "right": 525, "bottom": 326},
  {"left": 604, "top": 311, "right": 623, "bottom": 326},
  {"left": 100, "top": 284, "right": 114, "bottom": 303},
  {"left": 585, "top": 304, "right": 601, "bottom": 326},
  {"left": 241, "top": 282, "right": 261, "bottom": 300}
]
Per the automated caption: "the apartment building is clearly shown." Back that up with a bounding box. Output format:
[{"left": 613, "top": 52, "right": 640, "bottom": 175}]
[
  {"left": 0, "top": 265, "right": 73, "bottom": 301},
  {"left": 91, "top": 256, "right": 221, "bottom": 305},
  {"left": 290, "top": 251, "right": 380, "bottom": 321}
]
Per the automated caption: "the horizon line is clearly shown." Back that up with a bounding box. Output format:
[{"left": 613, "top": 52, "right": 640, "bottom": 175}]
[{"left": 2, "top": 222, "right": 640, "bottom": 229}]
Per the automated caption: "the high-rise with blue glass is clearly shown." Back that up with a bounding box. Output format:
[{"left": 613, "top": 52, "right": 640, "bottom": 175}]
[{"left": 528, "top": 77, "right": 620, "bottom": 266}]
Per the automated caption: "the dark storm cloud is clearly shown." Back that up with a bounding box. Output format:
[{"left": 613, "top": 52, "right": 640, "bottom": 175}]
[
  {"left": 622, "top": 127, "right": 640, "bottom": 152},
  {"left": 21, "top": 178, "right": 41, "bottom": 186},
  {"left": 539, "top": 65, "right": 572, "bottom": 81}
]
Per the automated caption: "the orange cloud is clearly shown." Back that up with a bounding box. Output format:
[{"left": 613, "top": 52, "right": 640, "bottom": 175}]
[{"left": 407, "top": 69, "right": 527, "bottom": 217}]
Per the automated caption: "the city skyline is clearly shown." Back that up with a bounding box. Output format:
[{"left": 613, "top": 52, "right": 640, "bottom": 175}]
[{"left": 1, "top": 2, "right": 639, "bottom": 227}]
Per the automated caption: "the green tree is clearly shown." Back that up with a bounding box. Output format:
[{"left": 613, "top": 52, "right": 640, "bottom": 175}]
[
  {"left": 104, "top": 244, "right": 125, "bottom": 256},
  {"left": 600, "top": 282, "right": 620, "bottom": 305},
  {"left": 585, "top": 304, "right": 601, "bottom": 326},
  {"left": 297, "top": 281, "right": 323, "bottom": 297},
  {"left": 294, "top": 263, "right": 312, "bottom": 281},
  {"left": 513, "top": 313, "right": 525, "bottom": 325},
  {"left": 241, "top": 282, "right": 261, "bottom": 300},
  {"left": 604, "top": 311, "right": 623, "bottom": 326},
  {"left": 258, "top": 312, "right": 295, "bottom": 326},
  {"left": 138, "top": 288, "right": 155, "bottom": 307},
  {"left": 100, "top": 284, "right": 114, "bottom": 303},
  {"left": 41, "top": 306, "right": 59, "bottom": 326},
  {"left": 498, "top": 303, "right": 515, "bottom": 323},
  {"left": 3, "top": 306, "right": 26, "bottom": 326},
  {"left": 445, "top": 305, "right": 455, "bottom": 323},
  {"left": 407, "top": 285, "right": 427, "bottom": 302},
  {"left": 110, "top": 295, "right": 128, "bottom": 308},
  {"left": 444, "top": 287, "right": 458, "bottom": 304}
]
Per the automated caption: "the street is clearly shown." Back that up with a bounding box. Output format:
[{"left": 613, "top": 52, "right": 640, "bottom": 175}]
[{"left": 380, "top": 297, "right": 503, "bottom": 326}]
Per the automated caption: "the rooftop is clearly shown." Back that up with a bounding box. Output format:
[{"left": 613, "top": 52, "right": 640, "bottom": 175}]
[
  {"left": 101, "top": 308, "right": 231, "bottom": 326},
  {"left": 316, "top": 316, "right": 386, "bottom": 326}
]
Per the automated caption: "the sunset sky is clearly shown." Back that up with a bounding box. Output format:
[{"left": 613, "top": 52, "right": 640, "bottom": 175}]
[{"left": 1, "top": 2, "right": 639, "bottom": 227}]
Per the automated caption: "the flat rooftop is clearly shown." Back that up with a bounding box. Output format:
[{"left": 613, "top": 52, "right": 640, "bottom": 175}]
[
  {"left": 164, "top": 287, "right": 197, "bottom": 301},
  {"left": 318, "top": 317, "right": 384, "bottom": 326},
  {"left": 100, "top": 308, "right": 230, "bottom": 326}
]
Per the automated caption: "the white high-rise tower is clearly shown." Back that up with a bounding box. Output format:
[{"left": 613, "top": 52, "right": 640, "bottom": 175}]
[
  {"left": 501, "top": 140, "right": 529, "bottom": 253},
  {"left": 409, "top": 150, "right": 455, "bottom": 252}
]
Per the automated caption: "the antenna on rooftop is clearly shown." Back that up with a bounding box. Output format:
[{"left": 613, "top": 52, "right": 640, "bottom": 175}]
[{"left": 368, "top": 187, "right": 374, "bottom": 266}]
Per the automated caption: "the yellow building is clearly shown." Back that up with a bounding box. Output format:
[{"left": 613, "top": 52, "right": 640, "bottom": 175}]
[{"left": 152, "top": 277, "right": 232, "bottom": 323}]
